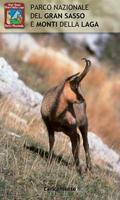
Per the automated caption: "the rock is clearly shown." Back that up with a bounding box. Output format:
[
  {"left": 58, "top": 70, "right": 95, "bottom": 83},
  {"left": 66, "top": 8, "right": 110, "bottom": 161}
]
[
  {"left": 64, "top": 33, "right": 110, "bottom": 58},
  {"left": 88, "top": 132, "right": 120, "bottom": 174},
  {"left": 0, "top": 57, "right": 44, "bottom": 140},
  {"left": 0, "top": 57, "right": 42, "bottom": 106}
]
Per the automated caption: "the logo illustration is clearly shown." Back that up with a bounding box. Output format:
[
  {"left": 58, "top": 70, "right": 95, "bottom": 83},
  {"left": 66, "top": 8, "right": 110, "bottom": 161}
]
[{"left": 4, "top": 3, "right": 25, "bottom": 28}]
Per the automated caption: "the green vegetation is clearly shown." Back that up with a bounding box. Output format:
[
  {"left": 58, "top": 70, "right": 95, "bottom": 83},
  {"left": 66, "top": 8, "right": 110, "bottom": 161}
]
[{"left": 10, "top": 19, "right": 20, "bottom": 25}]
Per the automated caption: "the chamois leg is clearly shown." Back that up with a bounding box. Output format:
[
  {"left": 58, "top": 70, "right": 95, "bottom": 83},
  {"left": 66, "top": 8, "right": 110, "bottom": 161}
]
[
  {"left": 71, "top": 133, "right": 81, "bottom": 174},
  {"left": 63, "top": 124, "right": 81, "bottom": 174},
  {"left": 47, "top": 130, "right": 55, "bottom": 163},
  {"left": 70, "top": 132, "right": 81, "bottom": 174},
  {"left": 45, "top": 122, "right": 55, "bottom": 162},
  {"left": 79, "top": 125, "right": 92, "bottom": 172},
  {"left": 48, "top": 130, "right": 55, "bottom": 154}
]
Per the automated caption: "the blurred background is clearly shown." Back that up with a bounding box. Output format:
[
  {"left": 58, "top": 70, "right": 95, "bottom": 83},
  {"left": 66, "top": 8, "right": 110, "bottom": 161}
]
[
  {"left": 0, "top": 33, "right": 120, "bottom": 199},
  {"left": 0, "top": 32, "right": 120, "bottom": 154}
]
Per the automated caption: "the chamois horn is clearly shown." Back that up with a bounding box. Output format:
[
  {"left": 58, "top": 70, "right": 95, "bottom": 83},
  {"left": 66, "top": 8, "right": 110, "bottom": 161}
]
[
  {"left": 65, "top": 58, "right": 91, "bottom": 82},
  {"left": 77, "top": 58, "right": 91, "bottom": 82}
]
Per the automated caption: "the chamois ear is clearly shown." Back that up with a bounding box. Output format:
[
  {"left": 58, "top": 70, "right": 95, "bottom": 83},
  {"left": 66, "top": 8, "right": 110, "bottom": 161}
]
[{"left": 65, "top": 72, "right": 80, "bottom": 82}]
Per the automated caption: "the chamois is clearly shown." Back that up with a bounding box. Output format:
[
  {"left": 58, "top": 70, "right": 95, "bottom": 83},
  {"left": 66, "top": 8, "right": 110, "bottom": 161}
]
[{"left": 41, "top": 58, "right": 92, "bottom": 174}]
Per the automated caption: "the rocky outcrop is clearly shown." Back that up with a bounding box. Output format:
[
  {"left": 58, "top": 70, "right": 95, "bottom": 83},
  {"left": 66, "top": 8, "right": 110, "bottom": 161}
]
[
  {"left": 88, "top": 132, "right": 120, "bottom": 174},
  {"left": 0, "top": 57, "right": 44, "bottom": 140},
  {"left": 0, "top": 57, "right": 42, "bottom": 106}
]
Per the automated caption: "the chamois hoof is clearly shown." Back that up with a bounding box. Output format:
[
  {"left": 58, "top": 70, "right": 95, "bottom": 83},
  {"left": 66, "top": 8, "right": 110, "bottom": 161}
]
[
  {"left": 85, "top": 165, "right": 93, "bottom": 176},
  {"left": 76, "top": 166, "right": 83, "bottom": 176}
]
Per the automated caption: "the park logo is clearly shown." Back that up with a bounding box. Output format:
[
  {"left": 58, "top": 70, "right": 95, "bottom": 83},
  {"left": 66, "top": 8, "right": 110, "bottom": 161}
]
[{"left": 4, "top": 3, "right": 25, "bottom": 28}]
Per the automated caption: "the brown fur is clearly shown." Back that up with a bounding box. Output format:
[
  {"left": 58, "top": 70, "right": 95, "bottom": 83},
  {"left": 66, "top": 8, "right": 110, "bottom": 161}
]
[{"left": 41, "top": 58, "right": 92, "bottom": 175}]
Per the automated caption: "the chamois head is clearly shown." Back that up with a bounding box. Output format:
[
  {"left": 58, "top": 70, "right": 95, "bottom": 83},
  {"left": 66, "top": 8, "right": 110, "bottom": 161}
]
[{"left": 63, "top": 58, "right": 91, "bottom": 104}]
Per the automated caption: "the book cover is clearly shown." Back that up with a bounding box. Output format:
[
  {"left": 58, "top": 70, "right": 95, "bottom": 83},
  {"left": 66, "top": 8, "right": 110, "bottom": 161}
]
[{"left": 0, "top": 0, "right": 120, "bottom": 199}]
